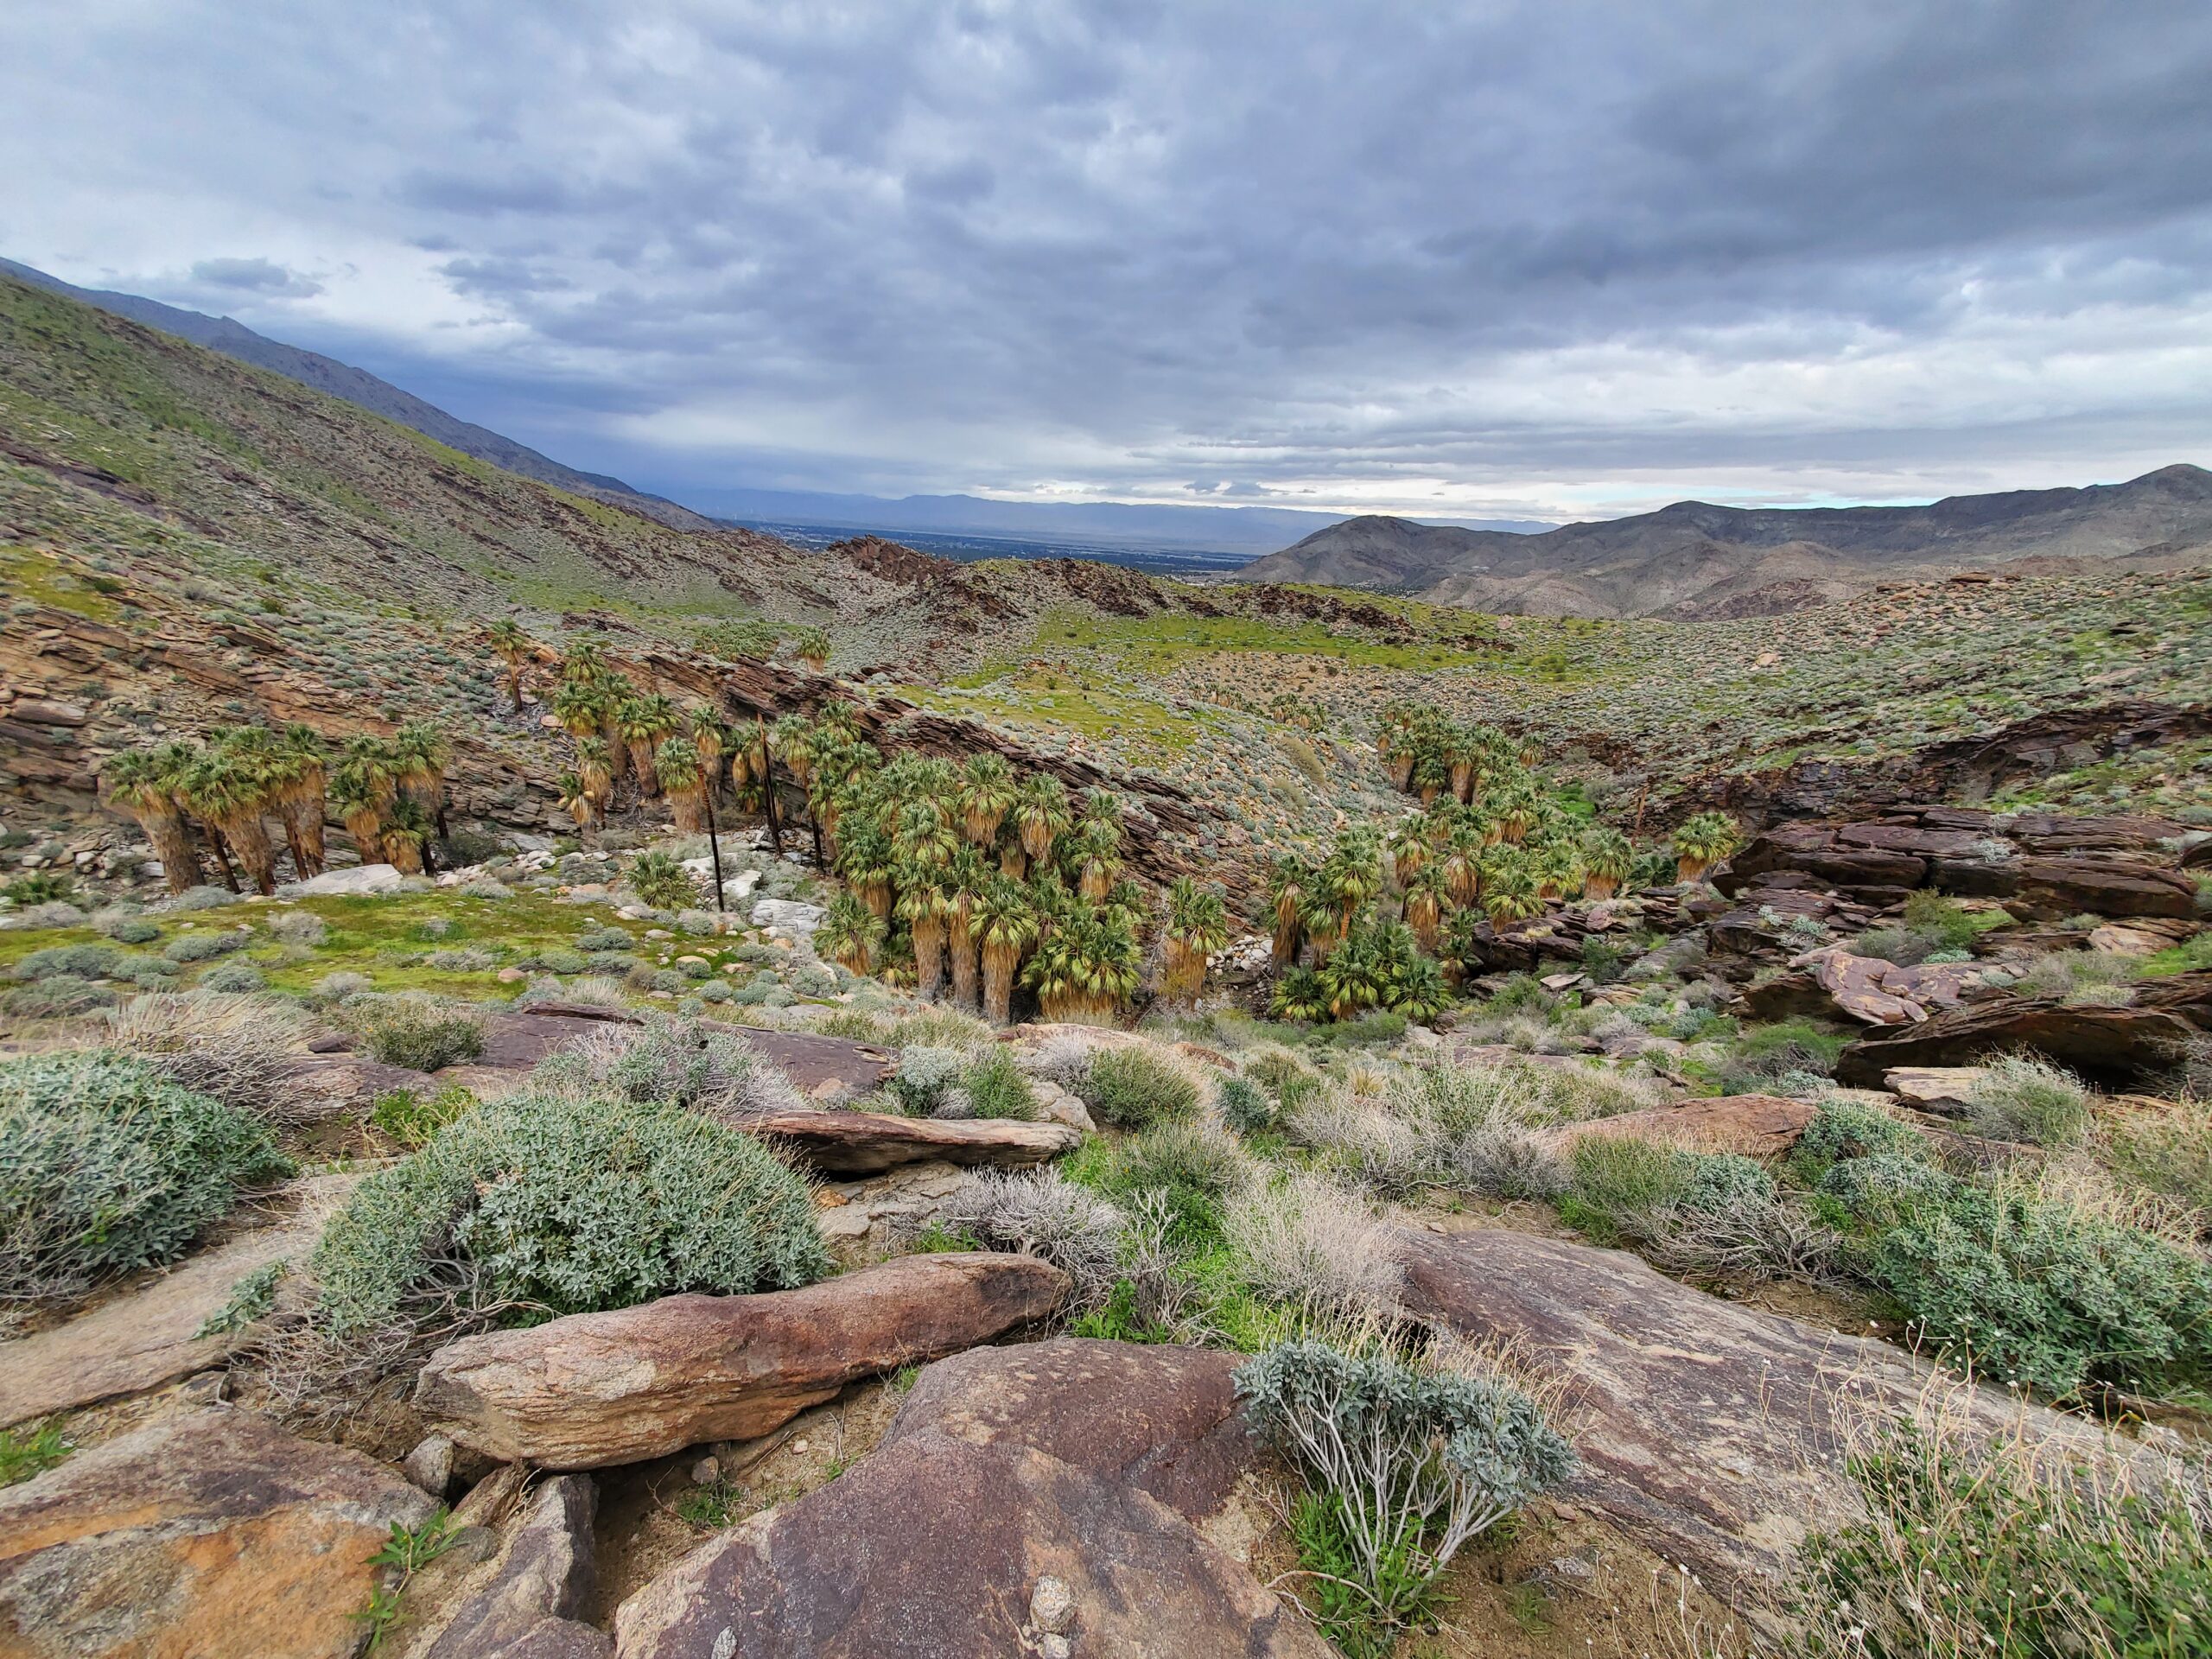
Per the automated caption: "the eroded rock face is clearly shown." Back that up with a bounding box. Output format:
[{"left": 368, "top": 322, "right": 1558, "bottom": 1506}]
[
  {"left": 421, "top": 1473, "right": 610, "bottom": 1659},
  {"left": 1529, "top": 1094, "right": 1816, "bottom": 1160},
  {"left": 736, "top": 1106, "right": 1081, "bottom": 1174},
  {"left": 613, "top": 1339, "right": 1329, "bottom": 1659},
  {"left": 416, "top": 1253, "right": 1070, "bottom": 1470},
  {"left": 1395, "top": 1229, "right": 2113, "bottom": 1611},
  {"left": 0, "top": 1407, "right": 435, "bottom": 1659},
  {"left": 1835, "top": 972, "right": 2212, "bottom": 1090}
]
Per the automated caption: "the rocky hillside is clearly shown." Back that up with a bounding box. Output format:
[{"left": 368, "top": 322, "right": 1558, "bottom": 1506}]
[
  {"left": 1236, "top": 465, "right": 2212, "bottom": 618},
  {"left": 0, "top": 257, "right": 718, "bottom": 531}
]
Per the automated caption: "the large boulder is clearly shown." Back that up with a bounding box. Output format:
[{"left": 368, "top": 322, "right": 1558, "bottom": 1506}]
[
  {"left": 1836, "top": 972, "right": 2212, "bottom": 1090},
  {"left": 1529, "top": 1094, "right": 1816, "bottom": 1160},
  {"left": 290, "top": 861, "right": 404, "bottom": 894},
  {"left": 2003, "top": 857, "right": 2201, "bottom": 922},
  {"left": 1395, "top": 1229, "right": 2113, "bottom": 1611},
  {"left": 416, "top": 1253, "right": 1070, "bottom": 1470},
  {"left": 738, "top": 1106, "right": 1081, "bottom": 1174},
  {"left": 613, "top": 1338, "right": 1330, "bottom": 1658},
  {"left": 0, "top": 1407, "right": 435, "bottom": 1659}
]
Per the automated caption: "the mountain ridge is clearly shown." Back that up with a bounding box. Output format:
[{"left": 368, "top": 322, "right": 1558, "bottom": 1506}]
[{"left": 1233, "top": 463, "right": 2212, "bottom": 617}]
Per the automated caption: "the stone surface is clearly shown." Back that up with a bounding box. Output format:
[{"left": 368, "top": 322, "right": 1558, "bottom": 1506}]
[
  {"left": 0, "top": 1406, "right": 435, "bottom": 1659},
  {"left": 735, "top": 1106, "right": 1081, "bottom": 1174},
  {"left": 1529, "top": 1094, "right": 1817, "bottom": 1160},
  {"left": 1789, "top": 945, "right": 1982, "bottom": 1026},
  {"left": 2005, "top": 856, "right": 2201, "bottom": 922},
  {"left": 291, "top": 861, "right": 404, "bottom": 894},
  {"left": 283, "top": 1052, "right": 441, "bottom": 1116},
  {"left": 404, "top": 1433, "right": 458, "bottom": 1497},
  {"left": 0, "top": 1176, "right": 351, "bottom": 1427},
  {"left": 613, "top": 1338, "right": 1328, "bottom": 1659},
  {"left": 416, "top": 1253, "right": 1071, "bottom": 1469},
  {"left": 1395, "top": 1229, "right": 2113, "bottom": 1611},
  {"left": 420, "top": 1474, "right": 610, "bottom": 1659},
  {"left": 1882, "top": 1065, "right": 1989, "bottom": 1115},
  {"left": 1837, "top": 972, "right": 2212, "bottom": 1090}
]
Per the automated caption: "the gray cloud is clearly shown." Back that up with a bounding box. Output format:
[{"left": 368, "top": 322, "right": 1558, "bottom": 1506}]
[{"left": 2, "top": 0, "right": 2209, "bottom": 518}]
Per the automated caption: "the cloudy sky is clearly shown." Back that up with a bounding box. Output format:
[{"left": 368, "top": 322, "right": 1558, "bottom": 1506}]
[{"left": 3, "top": 0, "right": 2209, "bottom": 521}]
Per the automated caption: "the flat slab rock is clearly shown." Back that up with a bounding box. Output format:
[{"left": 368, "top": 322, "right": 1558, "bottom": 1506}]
[
  {"left": 416, "top": 1252, "right": 1070, "bottom": 1470},
  {"left": 0, "top": 1174, "right": 355, "bottom": 1427},
  {"left": 1529, "top": 1094, "right": 1816, "bottom": 1160},
  {"left": 1395, "top": 1228, "right": 2115, "bottom": 1610},
  {"left": 613, "top": 1338, "right": 1329, "bottom": 1659},
  {"left": 1837, "top": 971, "right": 2212, "bottom": 1090},
  {"left": 737, "top": 1105, "right": 1081, "bottom": 1174},
  {"left": 0, "top": 1406, "right": 435, "bottom": 1659}
]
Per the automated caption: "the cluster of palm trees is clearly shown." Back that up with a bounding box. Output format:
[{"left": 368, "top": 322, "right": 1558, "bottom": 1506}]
[
  {"left": 102, "top": 721, "right": 448, "bottom": 893},
  {"left": 546, "top": 639, "right": 748, "bottom": 837},
  {"left": 774, "top": 710, "right": 1223, "bottom": 1025}
]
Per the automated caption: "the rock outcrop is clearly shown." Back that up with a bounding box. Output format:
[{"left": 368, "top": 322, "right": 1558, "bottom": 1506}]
[
  {"left": 1529, "top": 1094, "right": 1816, "bottom": 1160},
  {"left": 416, "top": 1253, "right": 1069, "bottom": 1469},
  {"left": 1396, "top": 1228, "right": 2120, "bottom": 1611},
  {"left": 420, "top": 1473, "right": 610, "bottom": 1659},
  {"left": 0, "top": 1407, "right": 435, "bottom": 1659},
  {"left": 736, "top": 1106, "right": 1081, "bottom": 1174},
  {"left": 1835, "top": 971, "right": 2212, "bottom": 1090},
  {"left": 613, "top": 1338, "right": 1330, "bottom": 1658}
]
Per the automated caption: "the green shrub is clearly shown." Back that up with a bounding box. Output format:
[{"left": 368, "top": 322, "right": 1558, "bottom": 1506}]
[
  {"left": 200, "top": 959, "right": 265, "bottom": 994},
  {"left": 3, "top": 873, "right": 73, "bottom": 906},
  {"left": 1079, "top": 1119, "right": 1248, "bottom": 1249},
  {"left": 887, "top": 1046, "right": 965, "bottom": 1116},
  {"left": 1789, "top": 1097, "right": 1925, "bottom": 1182},
  {"left": 2101, "top": 1097, "right": 2212, "bottom": 1217},
  {"left": 961, "top": 1049, "right": 1038, "bottom": 1122},
  {"left": 1306, "top": 1010, "right": 1408, "bottom": 1049},
  {"left": 0, "top": 1051, "right": 291, "bottom": 1301},
  {"left": 194, "top": 1260, "right": 285, "bottom": 1337},
  {"left": 1861, "top": 1173, "right": 2212, "bottom": 1397},
  {"left": 13, "top": 944, "right": 121, "bottom": 982},
  {"left": 343, "top": 998, "right": 486, "bottom": 1072},
  {"left": 0, "top": 976, "right": 117, "bottom": 1020},
  {"left": 371, "top": 1084, "right": 477, "bottom": 1147},
  {"left": 162, "top": 930, "right": 245, "bottom": 963},
  {"left": 1237, "top": 1340, "right": 1575, "bottom": 1656},
  {"left": 1083, "top": 1046, "right": 1199, "bottom": 1129},
  {"left": 627, "top": 851, "right": 697, "bottom": 912},
  {"left": 1965, "top": 1055, "right": 2094, "bottom": 1147},
  {"left": 1799, "top": 1415, "right": 2212, "bottom": 1658},
  {"left": 0, "top": 1423, "right": 70, "bottom": 1485},
  {"left": 577, "top": 928, "right": 632, "bottom": 953},
  {"left": 311, "top": 1089, "right": 830, "bottom": 1338},
  {"left": 109, "top": 917, "right": 161, "bottom": 945},
  {"left": 537, "top": 1014, "right": 800, "bottom": 1116},
  {"left": 1217, "top": 1076, "right": 1276, "bottom": 1136}
]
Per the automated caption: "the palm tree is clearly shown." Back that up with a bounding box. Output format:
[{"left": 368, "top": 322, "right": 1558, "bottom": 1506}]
[
  {"left": 575, "top": 735, "right": 613, "bottom": 810},
  {"left": 619, "top": 696, "right": 677, "bottom": 796},
  {"left": 1532, "top": 839, "right": 1585, "bottom": 901},
  {"left": 835, "top": 819, "right": 898, "bottom": 921},
  {"left": 1161, "top": 875, "right": 1230, "bottom": 1002},
  {"left": 1269, "top": 965, "right": 1329, "bottom": 1023},
  {"left": 1265, "top": 855, "right": 1313, "bottom": 966},
  {"left": 273, "top": 724, "right": 330, "bottom": 877},
  {"left": 391, "top": 721, "right": 451, "bottom": 851},
  {"left": 100, "top": 746, "right": 204, "bottom": 894},
  {"left": 1024, "top": 903, "right": 1140, "bottom": 1024},
  {"left": 658, "top": 735, "right": 708, "bottom": 833},
  {"left": 772, "top": 715, "right": 818, "bottom": 786},
  {"left": 1389, "top": 814, "right": 1432, "bottom": 888},
  {"left": 1012, "top": 773, "right": 1071, "bottom": 867},
  {"left": 563, "top": 636, "right": 611, "bottom": 683},
  {"left": 944, "top": 846, "right": 992, "bottom": 1012},
  {"left": 1580, "top": 824, "right": 1634, "bottom": 900},
  {"left": 975, "top": 880, "right": 1038, "bottom": 1026},
  {"left": 1402, "top": 866, "right": 1449, "bottom": 953},
  {"left": 486, "top": 619, "right": 532, "bottom": 712},
  {"left": 556, "top": 770, "right": 596, "bottom": 837},
  {"left": 796, "top": 626, "right": 832, "bottom": 672},
  {"left": 383, "top": 798, "right": 432, "bottom": 876},
  {"left": 1481, "top": 849, "right": 1543, "bottom": 923},
  {"left": 957, "top": 753, "right": 1017, "bottom": 849},
  {"left": 816, "top": 890, "right": 885, "bottom": 976},
  {"left": 1440, "top": 822, "right": 1486, "bottom": 908},
  {"left": 688, "top": 709, "right": 729, "bottom": 801},
  {"left": 897, "top": 869, "right": 950, "bottom": 1002},
  {"left": 180, "top": 741, "right": 279, "bottom": 895},
  {"left": 1491, "top": 778, "right": 1541, "bottom": 845},
  {"left": 328, "top": 736, "right": 396, "bottom": 865},
  {"left": 1673, "top": 811, "right": 1744, "bottom": 884},
  {"left": 1070, "top": 818, "right": 1122, "bottom": 904}
]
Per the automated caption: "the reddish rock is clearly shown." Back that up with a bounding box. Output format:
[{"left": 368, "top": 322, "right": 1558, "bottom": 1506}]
[
  {"left": 0, "top": 1407, "right": 435, "bottom": 1659},
  {"left": 613, "top": 1339, "right": 1329, "bottom": 1659},
  {"left": 421, "top": 1473, "right": 609, "bottom": 1659},
  {"left": 416, "top": 1253, "right": 1070, "bottom": 1470},
  {"left": 1529, "top": 1094, "right": 1816, "bottom": 1160},
  {"left": 736, "top": 1106, "right": 1080, "bottom": 1174},
  {"left": 2004, "top": 857, "right": 2200, "bottom": 922},
  {"left": 1836, "top": 973, "right": 2212, "bottom": 1090}
]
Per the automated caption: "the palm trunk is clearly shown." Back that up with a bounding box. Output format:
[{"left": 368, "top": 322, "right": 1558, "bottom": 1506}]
[
  {"left": 861, "top": 879, "right": 893, "bottom": 923},
  {"left": 913, "top": 917, "right": 947, "bottom": 1002},
  {"left": 982, "top": 945, "right": 1018, "bottom": 1026},
  {"left": 135, "top": 806, "right": 204, "bottom": 894},
  {"left": 386, "top": 833, "right": 424, "bottom": 876},
  {"left": 948, "top": 917, "right": 981, "bottom": 1012},
  {"left": 628, "top": 740, "right": 660, "bottom": 796},
  {"left": 1000, "top": 843, "right": 1027, "bottom": 880},
  {"left": 222, "top": 812, "right": 278, "bottom": 895},
  {"left": 670, "top": 789, "right": 706, "bottom": 834},
  {"left": 343, "top": 807, "right": 384, "bottom": 864},
  {"left": 603, "top": 714, "right": 629, "bottom": 783},
  {"left": 1586, "top": 875, "right": 1619, "bottom": 901}
]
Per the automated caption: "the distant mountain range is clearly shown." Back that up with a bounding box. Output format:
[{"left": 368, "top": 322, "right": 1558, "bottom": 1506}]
[
  {"left": 678, "top": 485, "right": 1547, "bottom": 552},
  {"left": 0, "top": 256, "right": 718, "bottom": 531},
  {"left": 1235, "top": 466, "right": 2212, "bottom": 617}
]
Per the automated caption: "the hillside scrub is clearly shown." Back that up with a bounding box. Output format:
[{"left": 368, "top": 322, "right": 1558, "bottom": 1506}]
[
  {"left": 339, "top": 995, "right": 486, "bottom": 1072},
  {"left": 0, "top": 1051, "right": 291, "bottom": 1302},
  {"left": 1080, "top": 1046, "right": 1201, "bottom": 1129},
  {"left": 96, "top": 991, "right": 309, "bottom": 1119},
  {"left": 307, "top": 1088, "right": 830, "bottom": 1352}
]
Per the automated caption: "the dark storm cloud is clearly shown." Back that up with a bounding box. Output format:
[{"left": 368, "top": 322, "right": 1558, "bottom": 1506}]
[
  {"left": 3, "top": 0, "right": 2210, "bottom": 513},
  {"left": 187, "top": 257, "right": 321, "bottom": 297}
]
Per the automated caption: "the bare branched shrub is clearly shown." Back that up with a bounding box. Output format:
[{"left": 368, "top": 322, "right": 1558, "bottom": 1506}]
[
  {"left": 1310, "top": 1063, "right": 1573, "bottom": 1201},
  {"left": 943, "top": 1168, "right": 1125, "bottom": 1307},
  {"left": 537, "top": 1013, "right": 808, "bottom": 1116},
  {"left": 98, "top": 991, "right": 312, "bottom": 1120},
  {"left": 1223, "top": 1172, "right": 1402, "bottom": 1325}
]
